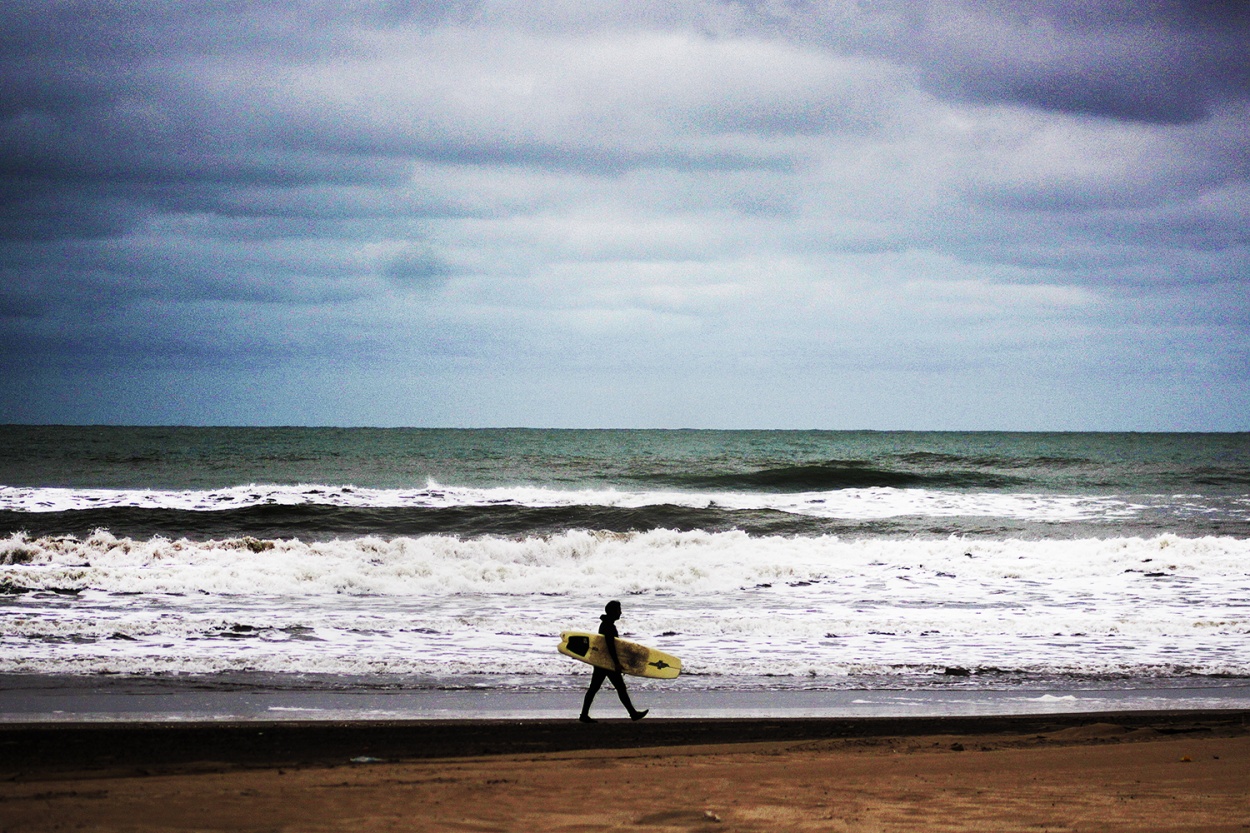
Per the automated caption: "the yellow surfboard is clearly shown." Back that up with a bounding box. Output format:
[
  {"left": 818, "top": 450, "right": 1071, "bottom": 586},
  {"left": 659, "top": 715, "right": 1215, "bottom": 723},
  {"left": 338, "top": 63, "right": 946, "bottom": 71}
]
[{"left": 558, "top": 631, "right": 681, "bottom": 679}]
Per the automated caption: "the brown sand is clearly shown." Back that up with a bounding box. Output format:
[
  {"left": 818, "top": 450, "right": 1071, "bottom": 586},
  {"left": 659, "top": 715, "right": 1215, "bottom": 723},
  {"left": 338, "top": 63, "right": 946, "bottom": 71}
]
[{"left": 2, "top": 713, "right": 1248, "bottom": 832}]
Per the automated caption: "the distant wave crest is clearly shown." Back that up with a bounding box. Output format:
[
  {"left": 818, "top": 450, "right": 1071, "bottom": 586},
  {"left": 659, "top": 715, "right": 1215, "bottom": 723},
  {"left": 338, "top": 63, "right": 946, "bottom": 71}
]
[
  {"left": 0, "top": 482, "right": 1153, "bottom": 540},
  {"left": 647, "top": 461, "right": 1026, "bottom": 491}
]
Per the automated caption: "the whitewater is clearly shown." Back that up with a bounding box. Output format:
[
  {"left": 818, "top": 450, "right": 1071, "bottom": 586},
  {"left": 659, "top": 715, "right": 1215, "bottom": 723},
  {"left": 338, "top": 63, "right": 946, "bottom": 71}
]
[{"left": 4, "top": 527, "right": 1248, "bottom": 681}]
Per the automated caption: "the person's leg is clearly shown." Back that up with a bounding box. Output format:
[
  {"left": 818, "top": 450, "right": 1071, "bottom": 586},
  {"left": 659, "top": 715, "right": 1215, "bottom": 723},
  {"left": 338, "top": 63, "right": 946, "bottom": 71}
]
[
  {"left": 606, "top": 670, "right": 647, "bottom": 720},
  {"left": 580, "top": 667, "right": 607, "bottom": 721}
]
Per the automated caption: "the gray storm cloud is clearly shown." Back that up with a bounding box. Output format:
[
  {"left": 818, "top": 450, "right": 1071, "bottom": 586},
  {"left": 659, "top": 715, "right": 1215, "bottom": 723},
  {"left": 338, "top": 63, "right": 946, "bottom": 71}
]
[{"left": 1, "top": 0, "right": 1247, "bottom": 428}]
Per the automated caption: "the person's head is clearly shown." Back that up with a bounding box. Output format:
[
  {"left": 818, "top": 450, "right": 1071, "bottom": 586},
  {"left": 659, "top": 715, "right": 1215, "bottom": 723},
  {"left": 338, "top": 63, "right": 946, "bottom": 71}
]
[{"left": 604, "top": 600, "right": 622, "bottom": 619}]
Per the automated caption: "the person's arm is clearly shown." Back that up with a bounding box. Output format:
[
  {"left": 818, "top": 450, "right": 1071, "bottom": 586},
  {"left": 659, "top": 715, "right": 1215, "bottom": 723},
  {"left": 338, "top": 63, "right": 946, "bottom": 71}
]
[{"left": 603, "top": 623, "right": 622, "bottom": 671}]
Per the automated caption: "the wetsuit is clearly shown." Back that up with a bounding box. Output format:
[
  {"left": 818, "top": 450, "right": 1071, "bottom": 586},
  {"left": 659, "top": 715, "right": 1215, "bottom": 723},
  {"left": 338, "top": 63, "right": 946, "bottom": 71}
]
[{"left": 579, "top": 613, "right": 644, "bottom": 720}]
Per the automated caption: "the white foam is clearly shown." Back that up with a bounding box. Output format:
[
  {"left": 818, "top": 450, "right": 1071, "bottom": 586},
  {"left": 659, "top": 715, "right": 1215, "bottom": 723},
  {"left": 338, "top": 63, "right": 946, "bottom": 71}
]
[
  {"left": 3, "top": 528, "right": 1247, "bottom": 597},
  {"left": 0, "top": 482, "right": 1146, "bottom": 522},
  {"left": 3, "top": 530, "right": 1249, "bottom": 679}
]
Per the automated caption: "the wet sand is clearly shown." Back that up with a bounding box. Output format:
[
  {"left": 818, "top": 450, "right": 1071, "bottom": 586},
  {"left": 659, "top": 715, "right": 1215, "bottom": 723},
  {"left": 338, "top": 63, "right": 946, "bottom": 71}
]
[{"left": 2, "top": 712, "right": 1248, "bottom": 831}]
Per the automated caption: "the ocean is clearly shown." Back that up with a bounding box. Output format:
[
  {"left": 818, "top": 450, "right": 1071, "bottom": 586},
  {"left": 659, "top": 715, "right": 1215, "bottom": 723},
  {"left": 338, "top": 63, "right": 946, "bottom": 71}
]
[{"left": 2, "top": 426, "right": 1249, "bottom": 720}]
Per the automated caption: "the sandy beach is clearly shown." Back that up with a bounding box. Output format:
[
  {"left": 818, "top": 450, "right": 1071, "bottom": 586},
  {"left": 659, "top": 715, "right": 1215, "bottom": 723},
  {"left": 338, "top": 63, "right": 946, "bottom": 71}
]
[{"left": 2, "top": 712, "right": 1247, "bottom": 831}]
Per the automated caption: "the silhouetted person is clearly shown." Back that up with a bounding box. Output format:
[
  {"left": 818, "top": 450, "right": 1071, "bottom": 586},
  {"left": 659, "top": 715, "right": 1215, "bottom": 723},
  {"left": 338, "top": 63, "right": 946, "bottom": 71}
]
[{"left": 579, "top": 600, "right": 648, "bottom": 722}]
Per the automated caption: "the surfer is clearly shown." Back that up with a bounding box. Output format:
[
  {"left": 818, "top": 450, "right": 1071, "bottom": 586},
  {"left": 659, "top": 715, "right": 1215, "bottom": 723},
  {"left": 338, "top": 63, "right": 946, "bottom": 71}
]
[{"left": 579, "top": 600, "right": 649, "bottom": 723}]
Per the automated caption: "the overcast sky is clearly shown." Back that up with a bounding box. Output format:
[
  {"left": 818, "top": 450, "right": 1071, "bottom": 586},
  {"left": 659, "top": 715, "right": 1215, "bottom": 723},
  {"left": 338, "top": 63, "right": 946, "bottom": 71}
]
[{"left": 2, "top": 1, "right": 1247, "bottom": 429}]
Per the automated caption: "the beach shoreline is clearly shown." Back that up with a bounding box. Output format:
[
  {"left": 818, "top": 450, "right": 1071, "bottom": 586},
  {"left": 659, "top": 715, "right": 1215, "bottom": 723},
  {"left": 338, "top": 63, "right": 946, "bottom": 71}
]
[
  {"left": 3, "top": 711, "right": 1248, "bottom": 832},
  {"left": 5, "top": 672, "right": 1250, "bottom": 725},
  {"left": 3, "top": 710, "right": 1247, "bottom": 776}
]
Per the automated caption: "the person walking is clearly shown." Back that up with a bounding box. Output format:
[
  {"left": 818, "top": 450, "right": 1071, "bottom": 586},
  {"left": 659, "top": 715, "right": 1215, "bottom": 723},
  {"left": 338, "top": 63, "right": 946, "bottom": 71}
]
[{"left": 579, "top": 600, "right": 649, "bottom": 722}]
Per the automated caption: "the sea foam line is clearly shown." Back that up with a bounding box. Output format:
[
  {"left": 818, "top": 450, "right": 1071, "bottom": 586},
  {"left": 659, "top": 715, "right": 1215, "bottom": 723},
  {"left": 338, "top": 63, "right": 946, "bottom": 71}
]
[
  {"left": 0, "top": 482, "right": 1140, "bottom": 522},
  {"left": 3, "top": 528, "right": 1249, "bottom": 598}
]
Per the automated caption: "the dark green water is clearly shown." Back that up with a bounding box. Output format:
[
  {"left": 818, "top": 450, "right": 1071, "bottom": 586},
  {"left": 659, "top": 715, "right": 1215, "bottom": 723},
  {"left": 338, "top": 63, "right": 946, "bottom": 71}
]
[{"left": 2, "top": 426, "right": 1247, "bottom": 493}]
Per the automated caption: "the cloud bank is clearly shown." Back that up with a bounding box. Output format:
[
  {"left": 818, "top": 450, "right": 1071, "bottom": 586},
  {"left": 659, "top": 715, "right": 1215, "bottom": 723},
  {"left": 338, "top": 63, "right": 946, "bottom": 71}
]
[{"left": 2, "top": 0, "right": 1247, "bottom": 428}]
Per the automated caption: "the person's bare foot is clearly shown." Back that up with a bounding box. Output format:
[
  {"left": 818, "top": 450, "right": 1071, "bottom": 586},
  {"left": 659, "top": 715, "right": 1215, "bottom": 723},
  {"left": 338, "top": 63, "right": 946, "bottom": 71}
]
[
  {"left": 631, "top": 709, "right": 649, "bottom": 721},
  {"left": 578, "top": 714, "right": 595, "bottom": 723}
]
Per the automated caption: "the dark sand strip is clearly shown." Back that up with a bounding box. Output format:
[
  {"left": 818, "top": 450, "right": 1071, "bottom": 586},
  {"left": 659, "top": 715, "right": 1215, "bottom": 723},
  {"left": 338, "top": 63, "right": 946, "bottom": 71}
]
[{"left": 2, "top": 710, "right": 1247, "bottom": 777}]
